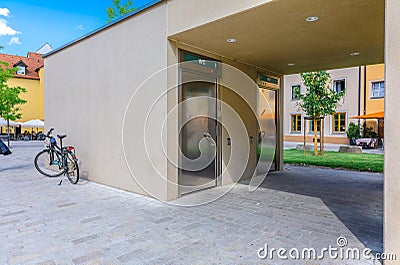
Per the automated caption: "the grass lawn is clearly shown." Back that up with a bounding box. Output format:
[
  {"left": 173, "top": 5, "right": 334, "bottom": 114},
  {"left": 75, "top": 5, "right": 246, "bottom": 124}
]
[{"left": 284, "top": 149, "right": 384, "bottom": 173}]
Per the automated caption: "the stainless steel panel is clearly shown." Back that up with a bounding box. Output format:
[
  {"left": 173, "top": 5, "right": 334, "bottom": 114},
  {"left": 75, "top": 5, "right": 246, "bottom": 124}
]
[
  {"left": 179, "top": 72, "right": 218, "bottom": 196},
  {"left": 257, "top": 88, "right": 277, "bottom": 175}
]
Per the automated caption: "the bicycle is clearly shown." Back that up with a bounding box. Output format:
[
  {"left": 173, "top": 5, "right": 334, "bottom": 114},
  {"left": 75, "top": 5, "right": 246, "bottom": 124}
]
[{"left": 34, "top": 128, "right": 79, "bottom": 184}]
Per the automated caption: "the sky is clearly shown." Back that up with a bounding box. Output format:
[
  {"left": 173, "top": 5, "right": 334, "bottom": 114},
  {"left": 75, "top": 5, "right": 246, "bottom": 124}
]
[{"left": 0, "top": 0, "right": 154, "bottom": 56}]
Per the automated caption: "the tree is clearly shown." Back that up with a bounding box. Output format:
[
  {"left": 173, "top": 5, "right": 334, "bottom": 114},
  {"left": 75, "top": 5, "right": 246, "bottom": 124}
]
[
  {"left": 0, "top": 61, "right": 27, "bottom": 146},
  {"left": 106, "top": 0, "right": 137, "bottom": 23},
  {"left": 296, "top": 71, "right": 345, "bottom": 155}
]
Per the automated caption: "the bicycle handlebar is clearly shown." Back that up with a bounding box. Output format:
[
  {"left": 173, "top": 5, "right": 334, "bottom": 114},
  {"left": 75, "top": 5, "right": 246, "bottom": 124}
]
[{"left": 46, "top": 128, "right": 54, "bottom": 137}]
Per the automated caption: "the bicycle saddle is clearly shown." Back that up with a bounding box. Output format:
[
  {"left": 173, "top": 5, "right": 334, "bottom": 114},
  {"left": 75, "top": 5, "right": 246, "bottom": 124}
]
[{"left": 57, "top": 134, "right": 67, "bottom": 139}]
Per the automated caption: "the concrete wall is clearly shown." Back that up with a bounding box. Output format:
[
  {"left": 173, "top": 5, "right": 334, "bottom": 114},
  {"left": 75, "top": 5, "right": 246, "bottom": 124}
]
[
  {"left": 166, "top": 0, "right": 272, "bottom": 36},
  {"left": 283, "top": 67, "right": 362, "bottom": 144},
  {"left": 44, "top": 4, "right": 169, "bottom": 200},
  {"left": 384, "top": 0, "right": 400, "bottom": 262}
]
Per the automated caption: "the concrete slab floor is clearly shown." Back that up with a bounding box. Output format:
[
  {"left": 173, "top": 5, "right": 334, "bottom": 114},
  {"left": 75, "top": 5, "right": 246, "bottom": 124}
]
[{"left": 0, "top": 142, "right": 383, "bottom": 264}]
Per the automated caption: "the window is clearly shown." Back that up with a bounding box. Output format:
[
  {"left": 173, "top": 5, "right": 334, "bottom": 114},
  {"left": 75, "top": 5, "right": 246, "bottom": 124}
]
[
  {"left": 333, "top": 79, "right": 346, "bottom": 93},
  {"left": 291, "top": 85, "right": 301, "bottom": 100},
  {"left": 16, "top": 66, "right": 25, "bottom": 75},
  {"left": 332, "top": 113, "right": 346, "bottom": 133},
  {"left": 309, "top": 119, "right": 321, "bottom": 133},
  {"left": 372, "top": 81, "right": 384, "bottom": 98},
  {"left": 291, "top": 114, "right": 302, "bottom": 133}
]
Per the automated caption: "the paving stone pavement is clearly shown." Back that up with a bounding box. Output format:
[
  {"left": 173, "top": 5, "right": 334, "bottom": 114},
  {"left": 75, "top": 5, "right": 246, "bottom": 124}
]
[{"left": 0, "top": 142, "right": 383, "bottom": 264}]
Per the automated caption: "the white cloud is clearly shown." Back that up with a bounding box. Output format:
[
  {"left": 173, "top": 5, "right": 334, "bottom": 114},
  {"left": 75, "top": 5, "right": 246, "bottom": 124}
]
[
  {"left": 0, "top": 8, "right": 10, "bottom": 17},
  {"left": 77, "top": 24, "right": 83, "bottom": 30},
  {"left": 0, "top": 18, "right": 20, "bottom": 36},
  {"left": 8, "top": 36, "right": 21, "bottom": 45}
]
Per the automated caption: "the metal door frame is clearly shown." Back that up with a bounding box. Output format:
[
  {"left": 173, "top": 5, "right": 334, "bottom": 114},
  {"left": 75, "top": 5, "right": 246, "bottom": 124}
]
[{"left": 178, "top": 50, "right": 222, "bottom": 196}]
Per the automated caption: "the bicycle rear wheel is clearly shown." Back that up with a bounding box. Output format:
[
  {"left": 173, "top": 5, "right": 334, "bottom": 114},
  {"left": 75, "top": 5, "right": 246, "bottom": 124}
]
[
  {"left": 34, "top": 149, "right": 65, "bottom": 177},
  {"left": 65, "top": 151, "right": 79, "bottom": 184}
]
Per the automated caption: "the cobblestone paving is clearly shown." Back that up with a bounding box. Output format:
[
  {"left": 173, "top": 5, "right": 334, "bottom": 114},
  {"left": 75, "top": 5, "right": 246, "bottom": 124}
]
[{"left": 0, "top": 142, "right": 383, "bottom": 264}]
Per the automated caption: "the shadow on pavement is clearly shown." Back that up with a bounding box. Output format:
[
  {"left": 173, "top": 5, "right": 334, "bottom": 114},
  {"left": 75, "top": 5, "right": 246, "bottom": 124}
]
[{"left": 259, "top": 165, "right": 383, "bottom": 254}]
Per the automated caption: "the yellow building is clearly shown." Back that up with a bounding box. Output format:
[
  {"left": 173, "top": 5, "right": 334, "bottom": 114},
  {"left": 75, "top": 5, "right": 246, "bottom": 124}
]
[
  {"left": 365, "top": 64, "right": 385, "bottom": 137},
  {"left": 0, "top": 52, "right": 44, "bottom": 135}
]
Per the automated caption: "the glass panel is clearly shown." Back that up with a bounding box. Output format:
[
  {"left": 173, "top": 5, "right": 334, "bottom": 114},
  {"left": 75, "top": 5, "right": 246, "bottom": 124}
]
[
  {"left": 334, "top": 79, "right": 345, "bottom": 93},
  {"left": 340, "top": 115, "right": 346, "bottom": 132},
  {"left": 291, "top": 115, "right": 296, "bottom": 132},
  {"left": 291, "top": 85, "right": 300, "bottom": 100},
  {"left": 373, "top": 82, "right": 385, "bottom": 97},
  {"left": 309, "top": 120, "right": 321, "bottom": 132},
  {"left": 296, "top": 115, "right": 301, "bottom": 131},
  {"left": 333, "top": 113, "right": 346, "bottom": 132}
]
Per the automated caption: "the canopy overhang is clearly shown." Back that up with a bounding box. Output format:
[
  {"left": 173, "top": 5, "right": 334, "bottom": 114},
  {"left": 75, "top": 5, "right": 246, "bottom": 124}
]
[
  {"left": 20, "top": 119, "right": 45, "bottom": 128},
  {"left": 169, "top": 0, "right": 385, "bottom": 74},
  {"left": 352, "top": 111, "right": 384, "bottom": 120}
]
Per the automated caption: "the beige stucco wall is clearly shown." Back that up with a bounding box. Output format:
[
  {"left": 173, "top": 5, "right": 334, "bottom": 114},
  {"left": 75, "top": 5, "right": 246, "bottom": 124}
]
[
  {"left": 44, "top": 4, "right": 169, "bottom": 200},
  {"left": 166, "top": 0, "right": 272, "bottom": 36},
  {"left": 384, "top": 0, "right": 400, "bottom": 262},
  {"left": 283, "top": 67, "right": 363, "bottom": 144}
]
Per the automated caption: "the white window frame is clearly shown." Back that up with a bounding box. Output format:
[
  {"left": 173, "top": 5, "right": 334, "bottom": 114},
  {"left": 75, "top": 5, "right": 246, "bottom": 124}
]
[
  {"left": 290, "top": 84, "right": 301, "bottom": 101},
  {"left": 332, "top": 78, "right": 346, "bottom": 94},
  {"left": 370, "top": 79, "right": 385, "bottom": 99},
  {"left": 16, "top": 66, "right": 26, "bottom": 75}
]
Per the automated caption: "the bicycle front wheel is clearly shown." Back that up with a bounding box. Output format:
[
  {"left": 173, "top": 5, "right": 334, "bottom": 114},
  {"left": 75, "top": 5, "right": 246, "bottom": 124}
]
[
  {"left": 65, "top": 151, "right": 79, "bottom": 184},
  {"left": 34, "top": 149, "right": 65, "bottom": 177}
]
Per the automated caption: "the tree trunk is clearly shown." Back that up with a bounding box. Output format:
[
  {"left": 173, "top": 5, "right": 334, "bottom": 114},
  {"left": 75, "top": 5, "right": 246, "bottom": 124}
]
[
  {"left": 313, "top": 117, "right": 318, "bottom": 156},
  {"left": 321, "top": 117, "right": 325, "bottom": 156},
  {"left": 303, "top": 118, "right": 306, "bottom": 155},
  {"left": 6, "top": 119, "right": 10, "bottom": 147}
]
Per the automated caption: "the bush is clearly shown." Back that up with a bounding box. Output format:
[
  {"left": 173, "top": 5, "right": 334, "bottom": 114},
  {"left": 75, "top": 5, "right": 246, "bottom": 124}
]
[
  {"left": 363, "top": 127, "right": 378, "bottom": 138},
  {"left": 346, "top": 122, "right": 361, "bottom": 141}
]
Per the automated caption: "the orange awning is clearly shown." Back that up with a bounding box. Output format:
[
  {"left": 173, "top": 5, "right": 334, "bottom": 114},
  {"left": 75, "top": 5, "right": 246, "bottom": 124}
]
[{"left": 351, "top": 111, "right": 384, "bottom": 119}]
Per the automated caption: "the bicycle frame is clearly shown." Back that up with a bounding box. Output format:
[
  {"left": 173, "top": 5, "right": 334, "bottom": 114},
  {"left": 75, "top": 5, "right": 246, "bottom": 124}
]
[
  {"left": 35, "top": 128, "right": 79, "bottom": 184},
  {"left": 46, "top": 136, "right": 76, "bottom": 170}
]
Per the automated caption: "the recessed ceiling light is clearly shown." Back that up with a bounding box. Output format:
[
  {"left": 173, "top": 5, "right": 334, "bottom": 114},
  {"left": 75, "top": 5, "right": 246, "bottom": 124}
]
[
  {"left": 350, "top": 52, "right": 360, "bottom": 56},
  {"left": 288, "top": 63, "right": 295, "bottom": 67},
  {"left": 306, "top": 16, "right": 319, "bottom": 22},
  {"left": 227, "top": 38, "right": 237, "bottom": 43}
]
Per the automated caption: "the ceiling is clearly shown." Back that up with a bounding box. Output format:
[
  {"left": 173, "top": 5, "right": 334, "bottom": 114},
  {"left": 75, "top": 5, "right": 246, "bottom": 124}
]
[{"left": 169, "top": 0, "right": 385, "bottom": 74}]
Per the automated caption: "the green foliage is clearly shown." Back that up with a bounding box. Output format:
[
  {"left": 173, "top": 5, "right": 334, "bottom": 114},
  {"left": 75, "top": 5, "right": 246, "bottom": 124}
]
[
  {"left": 296, "top": 71, "right": 345, "bottom": 155},
  {"left": 362, "top": 124, "right": 378, "bottom": 138},
  {"left": 106, "top": 0, "right": 137, "bottom": 23},
  {"left": 284, "top": 149, "right": 383, "bottom": 173},
  {"left": 297, "top": 71, "right": 345, "bottom": 118},
  {"left": 0, "top": 61, "right": 27, "bottom": 121},
  {"left": 346, "top": 122, "right": 361, "bottom": 140}
]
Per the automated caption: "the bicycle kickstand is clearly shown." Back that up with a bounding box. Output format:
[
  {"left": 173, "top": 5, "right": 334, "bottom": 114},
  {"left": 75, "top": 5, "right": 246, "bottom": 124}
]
[{"left": 58, "top": 179, "right": 63, "bottom": 185}]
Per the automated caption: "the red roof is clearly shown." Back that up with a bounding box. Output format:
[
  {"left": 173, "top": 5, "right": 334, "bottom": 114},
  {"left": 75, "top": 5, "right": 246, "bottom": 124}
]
[{"left": 0, "top": 52, "right": 44, "bottom": 80}]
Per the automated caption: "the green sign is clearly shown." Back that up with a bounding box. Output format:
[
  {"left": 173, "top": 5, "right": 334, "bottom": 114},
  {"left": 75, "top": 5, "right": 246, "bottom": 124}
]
[
  {"left": 258, "top": 73, "right": 279, "bottom": 85},
  {"left": 183, "top": 53, "right": 219, "bottom": 70}
]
